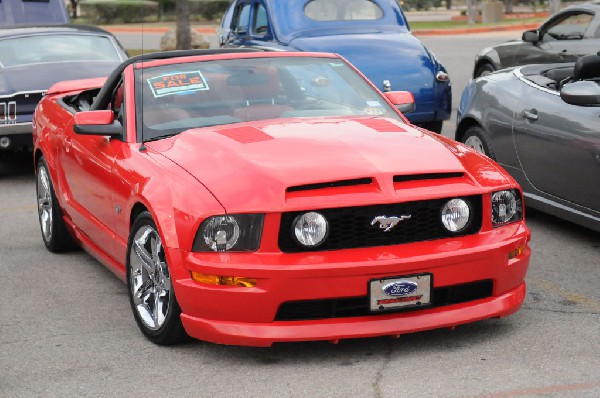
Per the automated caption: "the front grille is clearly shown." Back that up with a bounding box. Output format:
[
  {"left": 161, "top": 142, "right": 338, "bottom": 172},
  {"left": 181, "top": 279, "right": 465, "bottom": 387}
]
[
  {"left": 275, "top": 279, "right": 493, "bottom": 321},
  {"left": 0, "top": 92, "right": 44, "bottom": 122},
  {"left": 278, "top": 195, "right": 482, "bottom": 252}
]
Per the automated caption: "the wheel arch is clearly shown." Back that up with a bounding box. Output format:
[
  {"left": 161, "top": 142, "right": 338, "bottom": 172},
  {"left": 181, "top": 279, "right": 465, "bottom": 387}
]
[
  {"left": 473, "top": 53, "right": 499, "bottom": 78},
  {"left": 455, "top": 117, "right": 482, "bottom": 143}
]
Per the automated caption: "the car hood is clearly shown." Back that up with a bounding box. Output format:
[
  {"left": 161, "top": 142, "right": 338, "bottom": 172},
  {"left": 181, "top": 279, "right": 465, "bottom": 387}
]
[
  {"left": 147, "top": 117, "right": 506, "bottom": 212},
  {"left": 0, "top": 61, "right": 119, "bottom": 95},
  {"left": 289, "top": 32, "right": 436, "bottom": 93}
]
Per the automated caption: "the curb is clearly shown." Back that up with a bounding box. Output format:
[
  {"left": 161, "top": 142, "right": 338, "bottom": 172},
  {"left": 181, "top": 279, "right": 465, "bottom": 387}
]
[
  {"left": 413, "top": 23, "right": 537, "bottom": 36},
  {"left": 102, "top": 26, "right": 217, "bottom": 34}
]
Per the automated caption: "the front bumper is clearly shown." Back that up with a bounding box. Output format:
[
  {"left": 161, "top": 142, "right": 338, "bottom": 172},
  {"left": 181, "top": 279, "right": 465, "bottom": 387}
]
[
  {"left": 0, "top": 122, "right": 32, "bottom": 136},
  {"left": 0, "top": 124, "right": 33, "bottom": 152},
  {"left": 168, "top": 223, "right": 530, "bottom": 346}
]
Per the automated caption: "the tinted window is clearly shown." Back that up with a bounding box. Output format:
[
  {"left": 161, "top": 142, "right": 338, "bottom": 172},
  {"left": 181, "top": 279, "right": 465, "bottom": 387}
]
[
  {"left": 304, "top": 0, "right": 383, "bottom": 21},
  {"left": 233, "top": 3, "right": 251, "bottom": 33},
  {"left": 543, "top": 13, "right": 594, "bottom": 40},
  {"left": 252, "top": 3, "right": 269, "bottom": 36},
  {"left": 0, "top": 34, "right": 121, "bottom": 68}
]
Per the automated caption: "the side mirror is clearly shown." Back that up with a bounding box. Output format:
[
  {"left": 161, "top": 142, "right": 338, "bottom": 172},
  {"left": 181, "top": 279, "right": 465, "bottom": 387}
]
[
  {"left": 73, "top": 110, "right": 122, "bottom": 137},
  {"left": 560, "top": 81, "right": 600, "bottom": 106},
  {"left": 522, "top": 30, "right": 539, "bottom": 43},
  {"left": 384, "top": 91, "right": 416, "bottom": 114},
  {"left": 216, "top": 27, "right": 230, "bottom": 46}
]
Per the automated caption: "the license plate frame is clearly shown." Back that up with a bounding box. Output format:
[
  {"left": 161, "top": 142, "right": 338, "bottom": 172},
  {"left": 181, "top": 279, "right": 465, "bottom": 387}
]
[{"left": 369, "top": 273, "right": 433, "bottom": 313}]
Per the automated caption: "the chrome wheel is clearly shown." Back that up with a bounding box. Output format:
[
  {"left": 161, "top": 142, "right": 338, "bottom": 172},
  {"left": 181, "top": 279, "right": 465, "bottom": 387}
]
[
  {"left": 129, "top": 225, "right": 172, "bottom": 331},
  {"left": 37, "top": 166, "right": 53, "bottom": 243},
  {"left": 464, "top": 135, "right": 486, "bottom": 155}
]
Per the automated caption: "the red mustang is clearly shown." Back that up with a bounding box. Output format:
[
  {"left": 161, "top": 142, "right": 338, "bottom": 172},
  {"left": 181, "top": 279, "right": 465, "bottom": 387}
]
[{"left": 33, "top": 50, "right": 531, "bottom": 346}]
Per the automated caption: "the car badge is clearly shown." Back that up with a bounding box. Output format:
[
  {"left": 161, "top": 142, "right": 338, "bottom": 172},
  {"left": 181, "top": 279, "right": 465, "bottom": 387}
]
[
  {"left": 382, "top": 281, "right": 418, "bottom": 297},
  {"left": 371, "top": 215, "right": 411, "bottom": 232}
]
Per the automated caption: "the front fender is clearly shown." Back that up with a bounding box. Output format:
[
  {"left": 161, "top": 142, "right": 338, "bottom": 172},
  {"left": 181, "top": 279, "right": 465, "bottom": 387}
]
[
  {"left": 123, "top": 150, "right": 225, "bottom": 255},
  {"left": 474, "top": 48, "right": 501, "bottom": 78}
]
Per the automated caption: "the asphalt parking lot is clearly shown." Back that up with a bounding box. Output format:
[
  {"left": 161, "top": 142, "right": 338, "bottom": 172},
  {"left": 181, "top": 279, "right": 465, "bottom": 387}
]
[{"left": 1, "top": 32, "right": 599, "bottom": 398}]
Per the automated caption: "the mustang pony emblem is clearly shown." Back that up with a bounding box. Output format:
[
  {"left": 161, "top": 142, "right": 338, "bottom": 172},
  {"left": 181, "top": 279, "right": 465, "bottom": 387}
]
[{"left": 371, "top": 215, "right": 411, "bottom": 232}]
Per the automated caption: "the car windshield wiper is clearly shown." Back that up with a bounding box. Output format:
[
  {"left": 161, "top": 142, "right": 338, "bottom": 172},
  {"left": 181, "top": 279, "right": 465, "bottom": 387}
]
[
  {"left": 143, "top": 132, "right": 181, "bottom": 143},
  {"left": 553, "top": 33, "right": 583, "bottom": 40}
]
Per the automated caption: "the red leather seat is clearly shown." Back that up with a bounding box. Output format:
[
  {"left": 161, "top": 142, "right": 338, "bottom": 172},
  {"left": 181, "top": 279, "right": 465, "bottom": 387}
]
[{"left": 232, "top": 67, "right": 292, "bottom": 122}]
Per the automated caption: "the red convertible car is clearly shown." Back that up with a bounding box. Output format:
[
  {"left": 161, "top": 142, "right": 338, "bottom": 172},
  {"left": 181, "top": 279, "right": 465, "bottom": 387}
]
[{"left": 33, "top": 50, "right": 531, "bottom": 346}]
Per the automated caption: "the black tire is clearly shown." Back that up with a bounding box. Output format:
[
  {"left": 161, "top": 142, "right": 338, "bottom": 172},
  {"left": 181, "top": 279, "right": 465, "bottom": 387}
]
[
  {"left": 127, "top": 211, "right": 188, "bottom": 345},
  {"left": 474, "top": 63, "right": 496, "bottom": 78},
  {"left": 417, "top": 121, "right": 443, "bottom": 134},
  {"left": 36, "top": 157, "right": 77, "bottom": 252},
  {"left": 461, "top": 125, "right": 496, "bottom": 160}
]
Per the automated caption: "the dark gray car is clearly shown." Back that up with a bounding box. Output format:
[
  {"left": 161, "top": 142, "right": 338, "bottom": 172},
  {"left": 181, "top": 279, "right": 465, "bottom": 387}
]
[
  {"left": 473, "top": 2, "right": 600, "bottom": 78},
  {"left": 456, "top": 54, "right": 600, "bottom": 231}
]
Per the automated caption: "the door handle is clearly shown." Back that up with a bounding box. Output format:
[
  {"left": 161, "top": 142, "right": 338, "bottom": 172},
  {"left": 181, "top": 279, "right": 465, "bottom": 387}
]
[
  {"left": 64, "top": 137, "right": 72, "bottom": 152},
  {"left": 522, "top": 109, "right": 538, "bottom": 122}
]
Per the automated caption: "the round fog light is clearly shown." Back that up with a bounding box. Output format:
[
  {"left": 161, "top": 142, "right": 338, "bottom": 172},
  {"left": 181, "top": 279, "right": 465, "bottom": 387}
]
[
  {"left": 441, "top": 198, "right": 471, "bottom": 232},
  {"left": 0, "top": 137, "right": 11, "bottom": 149},
  {"left": 293, "top": 212, "right": 329, "bottom": 247}
]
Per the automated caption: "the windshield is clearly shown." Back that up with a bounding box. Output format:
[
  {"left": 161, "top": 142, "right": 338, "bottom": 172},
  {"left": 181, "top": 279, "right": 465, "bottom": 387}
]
[
  {"left": 0, "top": 34, "right": 122, "bottom": 68},
  {"left": 135, "top": 56, "right": 403, "bottom": 142}
]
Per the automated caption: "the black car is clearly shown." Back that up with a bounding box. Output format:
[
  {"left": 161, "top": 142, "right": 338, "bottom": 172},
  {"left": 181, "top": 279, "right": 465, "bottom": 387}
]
[
  {"left": 0, "top": 25, "right": 127, "bottom": 156},
  {"left": 457, "top": 54, "right": 600, "bottom": 231},
  {"left": 473, "top": 2, "right": 600, "bottom": 77}
]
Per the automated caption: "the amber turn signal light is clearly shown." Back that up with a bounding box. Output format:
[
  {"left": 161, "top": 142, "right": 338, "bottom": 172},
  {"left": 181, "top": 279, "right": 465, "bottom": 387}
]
[
  {"left": 191, "top": 272, "right": 257, "bottom": 287},
  {"left": 508, "top": 246, "right": 526, "bottom": 259}
]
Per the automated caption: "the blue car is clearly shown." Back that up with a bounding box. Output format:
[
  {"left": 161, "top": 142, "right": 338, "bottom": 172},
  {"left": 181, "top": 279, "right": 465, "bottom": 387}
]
[{"left": 219, "top": 0, "right": 451, "bottom": 133}]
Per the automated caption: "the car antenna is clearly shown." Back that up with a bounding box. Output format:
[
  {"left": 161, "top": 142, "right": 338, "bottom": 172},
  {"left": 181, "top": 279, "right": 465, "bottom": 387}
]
[{"left": 140, "top": 25, "right": 146, "bottom": 152}]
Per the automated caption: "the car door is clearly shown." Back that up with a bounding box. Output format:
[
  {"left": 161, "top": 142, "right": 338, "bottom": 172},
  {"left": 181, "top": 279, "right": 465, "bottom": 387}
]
[
  {"left": 512, "top": 82, "right": 600, "bottom": 212},
  {"left": 58, "top": 82, "right": 125, "bottom": 260},
  {"left": 516, "top": 11, "right": 596, "bottom": 65}
]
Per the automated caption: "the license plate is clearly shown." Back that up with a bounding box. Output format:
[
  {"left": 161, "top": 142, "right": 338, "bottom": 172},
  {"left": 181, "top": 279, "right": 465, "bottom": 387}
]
[{"left": 369, "top": 274, "right": 432, "bottom": 312}]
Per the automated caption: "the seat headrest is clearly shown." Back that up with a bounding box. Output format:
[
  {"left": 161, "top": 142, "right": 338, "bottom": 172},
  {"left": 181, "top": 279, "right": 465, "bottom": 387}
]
[
  {"left": 574, "top": 54, "right": 600, "bottom": 80},
  {"left": 227, "top": 67, "right": 279, "bottom": 100}
]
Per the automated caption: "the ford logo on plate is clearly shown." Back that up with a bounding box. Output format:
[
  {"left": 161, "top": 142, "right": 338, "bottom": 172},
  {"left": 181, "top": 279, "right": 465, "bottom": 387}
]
[{"left": 382, "top": 281, "right": 418, "bottom": 296}]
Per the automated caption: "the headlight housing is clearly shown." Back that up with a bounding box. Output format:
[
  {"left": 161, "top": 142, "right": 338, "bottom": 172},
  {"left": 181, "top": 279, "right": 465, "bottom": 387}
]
[
  {"left": 293, "top": 211, "right": 329, "bottom": 248},
  {"left": 492, "top": 189, "right": 523, "bottom": 226},
  {"left": 440, "top": 198, "right": 472, "bottom": 233},
  {"left": 193, "top": 214, "right": 264, "bottom": 252}
]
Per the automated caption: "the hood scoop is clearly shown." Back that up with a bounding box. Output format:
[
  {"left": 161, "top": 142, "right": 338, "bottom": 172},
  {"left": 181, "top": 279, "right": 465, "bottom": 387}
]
[
  {"left": 287, "top": 178, "right": 373, "bottom": 193},
  {"left": 394, "top": 172, "right": 464, "bottom": 183}
]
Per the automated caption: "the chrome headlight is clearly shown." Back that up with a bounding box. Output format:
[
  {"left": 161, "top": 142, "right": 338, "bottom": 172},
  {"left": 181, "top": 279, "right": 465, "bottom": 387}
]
[
  {"left": 441, "top": 198, "right": 472, "bottom": 232},
  {"left": 492, "top": 189, "right": 523, "bottom": 226},
  {"left": 193, "top": 214, "right": 264, "bottom": 252},
  {"left": 293, "top": 212, "right": 329, "bottom": 247}
]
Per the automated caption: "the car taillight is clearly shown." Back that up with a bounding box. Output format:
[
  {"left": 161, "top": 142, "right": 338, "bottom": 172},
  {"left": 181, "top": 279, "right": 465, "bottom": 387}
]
[{"left": 0, "top": 101, "right": 16, "bottom": 122}]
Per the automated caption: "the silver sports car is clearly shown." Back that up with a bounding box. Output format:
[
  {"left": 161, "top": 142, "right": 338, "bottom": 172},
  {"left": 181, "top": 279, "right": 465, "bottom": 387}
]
[{"left": 456, "top": 53, "right": 600, "bottom": 231}]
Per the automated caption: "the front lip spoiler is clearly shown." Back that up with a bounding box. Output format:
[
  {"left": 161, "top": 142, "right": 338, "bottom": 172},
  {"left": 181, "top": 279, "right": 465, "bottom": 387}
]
[
  {"left": 0, "top": 122, "right": 32, "bottom": 135},
  {"left": 179, "top": 283, "right": 527, "bottom": 346}
]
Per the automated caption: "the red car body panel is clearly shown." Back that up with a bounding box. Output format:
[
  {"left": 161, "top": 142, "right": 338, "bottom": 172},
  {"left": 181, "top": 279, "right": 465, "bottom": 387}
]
[{"left": 32, "top": 51, "right": 531, "bottom": 346}]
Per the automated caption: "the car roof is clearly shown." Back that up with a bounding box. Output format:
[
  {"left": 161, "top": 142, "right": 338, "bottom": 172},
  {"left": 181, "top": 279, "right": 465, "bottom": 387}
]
[{"left": 0, "top": 24, "right": 114, "bottom": 39}]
